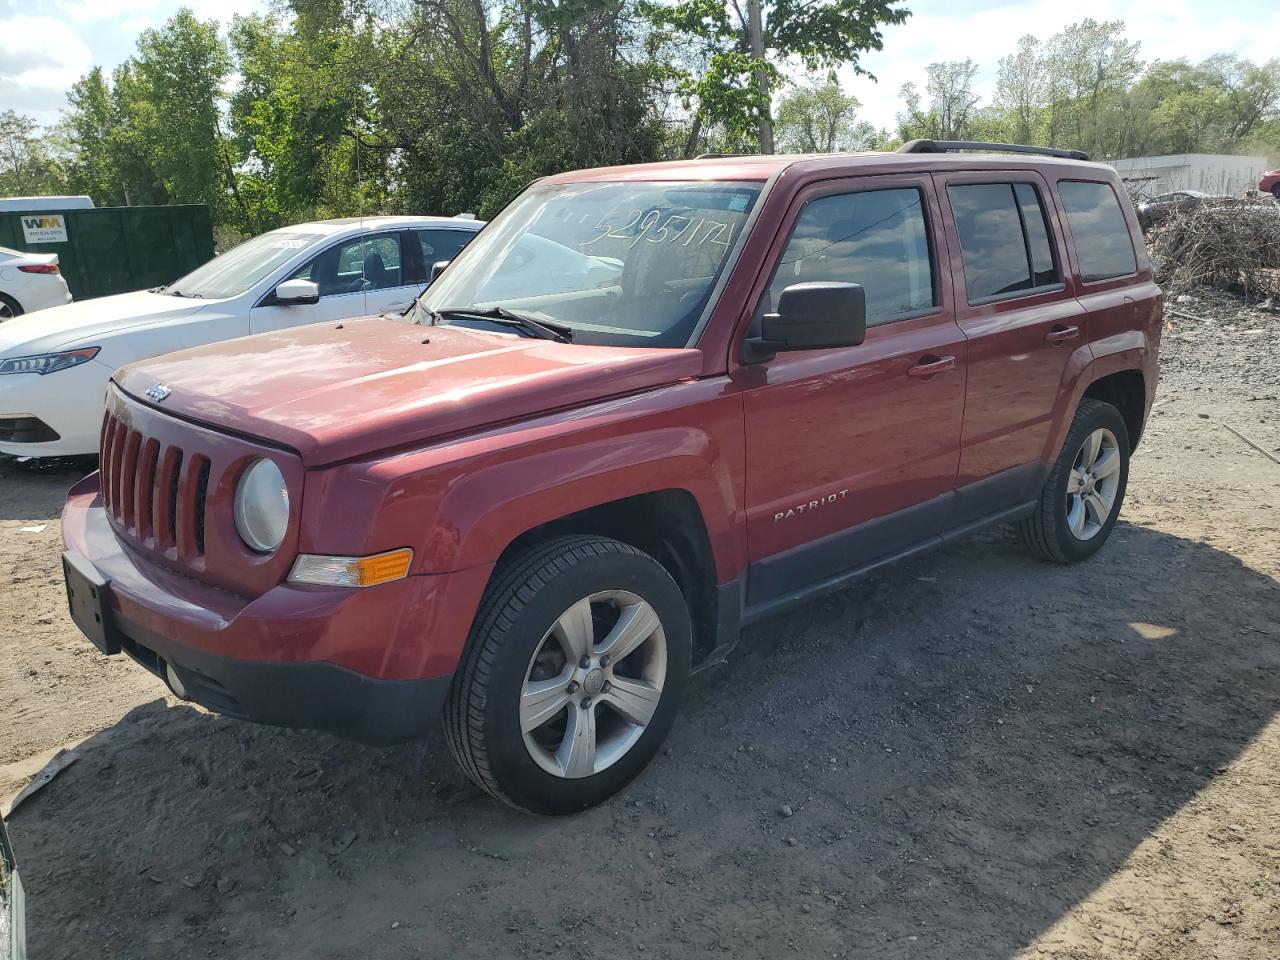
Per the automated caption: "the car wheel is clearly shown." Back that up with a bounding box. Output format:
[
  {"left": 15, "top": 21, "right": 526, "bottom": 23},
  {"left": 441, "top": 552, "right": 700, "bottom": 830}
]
[
  {"left": 1018, "top": 398, "right": 1130, "bottom": 563},
  {"left": 0, "top": 294, "right": 21, "bottom": 322},
  {"left": 445, "top": 535, "right": 691, "bottom": 815},
  {"left": 1272, "top": 184, "right": 1280, "bottom": 200}
]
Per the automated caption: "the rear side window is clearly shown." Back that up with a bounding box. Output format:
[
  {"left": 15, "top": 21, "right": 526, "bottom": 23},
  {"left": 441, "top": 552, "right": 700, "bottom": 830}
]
[
  {"left": 1057, "top": 180, "right": 1137, "bottom": 282},
  {"left": 418, "top": 229, "right": 474, "bottom": 266},
  {"left": 765, "top": 187, "right": 935, "bottom": 325},
  {"left": 948, "top": 182, "right": 1061, "bottom": 302}
]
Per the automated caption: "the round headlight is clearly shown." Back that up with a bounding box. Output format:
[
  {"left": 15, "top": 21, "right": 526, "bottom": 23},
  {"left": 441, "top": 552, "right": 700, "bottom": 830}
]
[{"left": 234, "top": 458, "right": 289, "bottom": 553}]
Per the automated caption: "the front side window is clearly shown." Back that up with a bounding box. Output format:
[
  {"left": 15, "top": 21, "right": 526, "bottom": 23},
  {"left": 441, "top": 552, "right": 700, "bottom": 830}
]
[
  {"left": 763, "top": 187, "right": 936, "bottom": 325},
  {"left": 167, "top": 231, "right": 322, "bottom": 300},
  {"left": 420, "top": 180, "right": 762, "bottom": 348},
  {"left": 1057, "top": 180, "right": 1138, "bottom": 282},
  {"left": 949, "top": 182, "right": 1060, "bottom": 303},
  {"left": 290, "top": 234, "right": 403, "bottom": 296}
]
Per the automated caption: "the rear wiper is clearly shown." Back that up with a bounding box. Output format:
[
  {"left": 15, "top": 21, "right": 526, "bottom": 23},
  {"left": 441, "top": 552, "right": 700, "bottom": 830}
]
[{"left": 439, "top": 305, "right": 573, "bottom": 343}]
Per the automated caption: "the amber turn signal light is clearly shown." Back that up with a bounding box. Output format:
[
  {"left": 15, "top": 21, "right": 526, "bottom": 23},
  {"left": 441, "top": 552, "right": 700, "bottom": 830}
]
[{"left": 288, "top": 548, "right": 414, "bottom": 588}]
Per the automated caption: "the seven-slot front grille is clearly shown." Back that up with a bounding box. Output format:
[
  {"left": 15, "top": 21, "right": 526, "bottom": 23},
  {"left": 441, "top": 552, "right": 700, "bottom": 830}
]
[{"left": 100, "top": 409, "right": 210, "bottom": 559}]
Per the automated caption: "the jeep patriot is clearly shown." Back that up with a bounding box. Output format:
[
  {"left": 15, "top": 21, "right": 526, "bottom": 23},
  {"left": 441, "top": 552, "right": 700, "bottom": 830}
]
[{"left": 62, "top": 140, "right": 1162, "bottom": 813}]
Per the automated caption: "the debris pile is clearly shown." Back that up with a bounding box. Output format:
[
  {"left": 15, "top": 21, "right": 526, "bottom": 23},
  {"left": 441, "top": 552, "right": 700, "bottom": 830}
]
[{"left": 1149, "top": 199, "right": 1280, "bottom": 298}]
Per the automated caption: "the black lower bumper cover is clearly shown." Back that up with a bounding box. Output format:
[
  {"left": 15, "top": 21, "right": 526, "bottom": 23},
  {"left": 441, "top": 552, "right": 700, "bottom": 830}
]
[{"left": 118, "top": 615, "right": 452, "bottom": 747}]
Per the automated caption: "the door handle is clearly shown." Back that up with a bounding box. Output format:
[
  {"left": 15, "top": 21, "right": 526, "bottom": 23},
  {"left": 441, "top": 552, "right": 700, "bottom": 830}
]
[
  {"left": 906, "top": 355, "right": 956, "bottom": 378},
  {"left": 1045, "top": 324, "right": 1080, "bottom": 344}
]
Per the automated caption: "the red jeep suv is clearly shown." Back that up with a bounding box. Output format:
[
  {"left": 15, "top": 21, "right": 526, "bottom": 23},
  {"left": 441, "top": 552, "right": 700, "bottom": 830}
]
[{"left": 62, "top": 141, "right": 1162, "bottom": 814}]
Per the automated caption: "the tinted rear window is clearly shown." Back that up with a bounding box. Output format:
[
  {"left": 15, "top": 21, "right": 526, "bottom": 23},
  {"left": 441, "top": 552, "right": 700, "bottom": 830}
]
[
  {"left": 948, "top": 182, "right": 1060, "bottom": 302},
  {"left": 1057, "top": 180, "right": 1137, "bottom": 282}
]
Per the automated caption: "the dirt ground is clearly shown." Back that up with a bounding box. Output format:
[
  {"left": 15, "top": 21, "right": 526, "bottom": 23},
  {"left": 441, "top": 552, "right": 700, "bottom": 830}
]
[{"left": 2, "top": 290, "right": 1279, "bottom": 960}]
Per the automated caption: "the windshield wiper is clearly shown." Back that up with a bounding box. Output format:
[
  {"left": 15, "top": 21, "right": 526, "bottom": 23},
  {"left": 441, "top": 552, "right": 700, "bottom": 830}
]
[{"left": 438, "top": 306, "right": 574, "bottom": 343}]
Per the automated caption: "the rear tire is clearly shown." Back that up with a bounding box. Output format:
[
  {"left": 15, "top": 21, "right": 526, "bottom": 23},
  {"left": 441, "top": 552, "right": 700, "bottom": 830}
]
[
  {"left": 445, "top": 535, "right": 691, "bottom": 815},
  {"left": 0, "top": 294, "right": 21, "bottom": 322},
  {"left": 1018, "top": 399, "right": 1130, "bottom": 563},
  {"left": 1272, "top": 184, "right": 1280, "bottom": 200}
]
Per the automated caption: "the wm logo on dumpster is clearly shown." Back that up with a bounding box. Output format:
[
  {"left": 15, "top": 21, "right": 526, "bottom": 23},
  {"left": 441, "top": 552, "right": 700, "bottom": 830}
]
[{"left": 21, "top": 216, "right": 64, "bottom": 230}]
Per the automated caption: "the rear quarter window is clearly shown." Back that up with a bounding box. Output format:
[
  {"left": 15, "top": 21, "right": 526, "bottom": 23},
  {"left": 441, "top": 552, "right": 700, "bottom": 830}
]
[{"left": 1057, "top": 180, "right": 1138, "bottom": 282}]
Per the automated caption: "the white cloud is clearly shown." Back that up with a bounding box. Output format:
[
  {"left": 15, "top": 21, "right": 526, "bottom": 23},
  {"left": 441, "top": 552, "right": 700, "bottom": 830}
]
[{"left": 0, "top": 14, "right": 95, "bottom": 113}]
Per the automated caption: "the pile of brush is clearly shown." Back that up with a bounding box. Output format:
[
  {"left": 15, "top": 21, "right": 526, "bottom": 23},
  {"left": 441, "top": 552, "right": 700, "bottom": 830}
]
[{"left": 1148, "top": 198, "right": 1280, "bottom": 298}]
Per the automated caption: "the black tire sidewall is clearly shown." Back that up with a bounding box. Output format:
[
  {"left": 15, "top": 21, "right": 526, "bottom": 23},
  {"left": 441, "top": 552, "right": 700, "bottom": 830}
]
[
  {"left": 482, "top": 548, "right": 691, "bottom": 815},
  {"left": 1050, "top": 404, "right": 1130, "bottom": 562}
]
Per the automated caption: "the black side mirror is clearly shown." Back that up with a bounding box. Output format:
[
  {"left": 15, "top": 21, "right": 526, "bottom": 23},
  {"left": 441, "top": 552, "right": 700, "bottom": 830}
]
[
  {"left": 744, "top": 282, "right": 867, "bottom": 362},
  {"left": 430, "top": 260, "right": 451, "bottom": 284}
]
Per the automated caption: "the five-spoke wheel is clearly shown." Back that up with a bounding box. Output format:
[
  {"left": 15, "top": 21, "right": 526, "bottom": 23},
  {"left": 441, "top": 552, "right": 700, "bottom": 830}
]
[
  {"left": 520, "top": 591, "right": 667, "bottom": 779},
  {"left": 1020, "top": 398, "right": 1131, "bottom": 562},
  {"left": 446, "top": 535, "right": 690, "bottom": 814}
]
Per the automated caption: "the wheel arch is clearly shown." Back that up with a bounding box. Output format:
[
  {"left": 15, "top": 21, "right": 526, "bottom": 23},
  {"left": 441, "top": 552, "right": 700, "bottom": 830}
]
[
  {"left": 494, "top": 489, "right": 725, "bottom": 665},
  {"left": 1083, "top": 369, "right": 1147, "bottom": 450}
]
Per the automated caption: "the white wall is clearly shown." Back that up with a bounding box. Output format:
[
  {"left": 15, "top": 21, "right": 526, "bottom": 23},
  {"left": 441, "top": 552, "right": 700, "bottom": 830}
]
[{"left": 1107, "top": 154, "right": 1270, "bottom": 198}]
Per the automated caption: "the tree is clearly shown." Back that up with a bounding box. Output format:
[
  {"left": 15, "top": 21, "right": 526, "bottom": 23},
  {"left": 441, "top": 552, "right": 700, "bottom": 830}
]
[
  {"left": 0, "top": 111, "right": 62, "bottom": 196},
  {"left": 995, "top": 35, "right": 1046, "bottom": 144},
  {"left": 1044, "top": 18, "right": 1140, "bottom": 157},
  {"left": 775, "top": 80, "right": 875, "bottom": 152},
  {"left": 60, "top": 9, "right": 235, "bottom": 215},
  {"left": 642, "top": 0, "right": 909, "bottom": 154},
  {"left": 897, "top": 59, "right": 980, "bottom": 141}
]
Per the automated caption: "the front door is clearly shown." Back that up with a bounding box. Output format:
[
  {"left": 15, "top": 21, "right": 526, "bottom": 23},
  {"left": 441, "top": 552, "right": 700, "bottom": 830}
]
[
  {"left": 735, "top": 175, "right": 967, "bottom": 606},
  {"left": 249, "top": 232, "right": 419, "bottom": 333}
]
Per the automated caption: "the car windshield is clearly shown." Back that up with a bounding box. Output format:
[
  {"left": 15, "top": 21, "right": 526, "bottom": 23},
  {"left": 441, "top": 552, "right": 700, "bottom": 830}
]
[
  {"left": 420, "top": 180, "right": 762, "bottom": 348},
  {"left": 166, "top": 231, "right": 322, "bottom": 300}
]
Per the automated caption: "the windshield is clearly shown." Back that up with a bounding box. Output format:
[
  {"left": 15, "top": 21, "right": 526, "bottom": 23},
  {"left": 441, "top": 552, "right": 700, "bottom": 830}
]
[
  {"left": 167, "top": 231, "right": 322, "bottom": 300},
  {"left": 420, "top": 180, "right": 762, "bottom": 347}
]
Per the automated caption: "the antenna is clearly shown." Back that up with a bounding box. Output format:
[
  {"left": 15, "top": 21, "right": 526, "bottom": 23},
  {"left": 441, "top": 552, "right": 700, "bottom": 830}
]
[{"left": 357, "top": 120, "right": 367, "bottom": 316}]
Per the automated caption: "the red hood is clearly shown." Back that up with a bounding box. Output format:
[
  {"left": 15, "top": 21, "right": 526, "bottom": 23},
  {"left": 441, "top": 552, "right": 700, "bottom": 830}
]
[{"left": 114, "top": 319, "right": 703, "bottom": 466}]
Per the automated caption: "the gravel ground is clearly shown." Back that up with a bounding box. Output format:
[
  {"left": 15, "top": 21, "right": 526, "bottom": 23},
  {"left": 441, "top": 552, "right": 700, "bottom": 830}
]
[{"left": 2, "top": 292, "right": 1279, "bottom": 960}]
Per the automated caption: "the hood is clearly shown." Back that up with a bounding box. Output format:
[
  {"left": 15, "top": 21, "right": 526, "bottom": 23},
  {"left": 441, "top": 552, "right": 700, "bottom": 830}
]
[
  {"left": 114, "top": 318, "right": 704, "bottom": 466},
  {"left": 0, "top": 289, "right": 208, "bottom": 356}
]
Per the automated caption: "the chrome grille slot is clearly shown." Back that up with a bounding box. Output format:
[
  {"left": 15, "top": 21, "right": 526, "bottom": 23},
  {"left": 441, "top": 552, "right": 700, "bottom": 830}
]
[
  {"left": 166, "top": 450, "right": 183, "bottom": 550},
  {"left": 98, "top": 408, "right": 211, "bottom": 559}
]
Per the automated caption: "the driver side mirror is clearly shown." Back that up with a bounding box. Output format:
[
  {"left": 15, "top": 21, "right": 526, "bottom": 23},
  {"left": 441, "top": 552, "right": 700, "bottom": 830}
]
[
  {"left": 744, "top": 282, "right": 867, "bottom": 362},
  {"left": 429, "top": 260, "right": 451, "bottom": 284},
  {"left": 274, "top": 279, "right": 320, "bottom": 306}
]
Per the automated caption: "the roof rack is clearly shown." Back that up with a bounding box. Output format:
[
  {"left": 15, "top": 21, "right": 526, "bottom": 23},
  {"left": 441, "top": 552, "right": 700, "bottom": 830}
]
[
  {"left": 897, "top": 139, "right": 1091, "bottom": 162},
  {"left": 692, "top": 152, "right": 747, "bottom": 160}
]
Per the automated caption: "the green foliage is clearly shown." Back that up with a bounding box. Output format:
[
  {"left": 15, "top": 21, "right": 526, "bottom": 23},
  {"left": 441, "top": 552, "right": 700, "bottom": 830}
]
[
  {"left": 643, "top": 0, "right": 908, "bottom": 151},
  {"left": 776, "top": 79, "right": 877, "bottom": 152},
  {"left": 895, "top": 21, "right": 1280, "bottom": 164},
  {"left": 18, "top": 8, "right": 1280, "bottom": 240},
  {"left": 0, "top": 111, "right": 63, "bottom": 197}
]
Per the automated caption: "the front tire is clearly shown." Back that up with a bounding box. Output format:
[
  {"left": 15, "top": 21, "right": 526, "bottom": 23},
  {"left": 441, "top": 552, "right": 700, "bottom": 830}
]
[
  {"left": 1019, "top": 399, "right": 1130, "bottom": 563},
  {"left": 445, "top": 535, "right": 691, "bottom": 814}
]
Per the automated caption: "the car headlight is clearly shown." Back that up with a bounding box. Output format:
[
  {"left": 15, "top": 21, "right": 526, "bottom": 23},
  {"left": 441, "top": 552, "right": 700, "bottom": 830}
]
[
  {"left": 0, "top": 347, "right": 99, "bottom": 376},
  {"left": 234, "top": 459, "right": 289, "bottom": 553}
]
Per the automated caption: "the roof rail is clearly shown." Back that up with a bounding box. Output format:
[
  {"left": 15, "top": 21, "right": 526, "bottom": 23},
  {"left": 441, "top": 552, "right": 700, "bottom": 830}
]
[
  {"left": 693, "top": 152, "right": 747, "bottom": 160},
  {"left": 897, "top": 139, "right": 1091, "bottom": 162}
]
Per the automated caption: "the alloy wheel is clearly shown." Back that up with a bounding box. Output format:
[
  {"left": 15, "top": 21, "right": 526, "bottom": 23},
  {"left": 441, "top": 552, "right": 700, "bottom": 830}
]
[
  {"left": 1065, "top": 427, "right": 1121, "bottom": 541},
  {"left": 520, "top": 590, "right": 667, "bottom": 779}
]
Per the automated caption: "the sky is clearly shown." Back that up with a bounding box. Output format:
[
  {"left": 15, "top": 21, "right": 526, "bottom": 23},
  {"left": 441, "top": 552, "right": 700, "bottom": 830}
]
[{"left": 3, "top": 0, "right": 1279, "bottom": 132}]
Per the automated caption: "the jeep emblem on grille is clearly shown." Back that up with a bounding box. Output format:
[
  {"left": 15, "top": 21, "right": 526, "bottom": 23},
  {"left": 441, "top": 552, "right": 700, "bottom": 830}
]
[{"left": 146, "top": 383, "right": 171, "bottom": 403}]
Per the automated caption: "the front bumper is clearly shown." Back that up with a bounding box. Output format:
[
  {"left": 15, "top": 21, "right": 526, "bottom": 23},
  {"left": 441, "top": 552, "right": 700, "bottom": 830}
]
[{"left": 62, "top": 473, "right": 493, "bottom": 745}]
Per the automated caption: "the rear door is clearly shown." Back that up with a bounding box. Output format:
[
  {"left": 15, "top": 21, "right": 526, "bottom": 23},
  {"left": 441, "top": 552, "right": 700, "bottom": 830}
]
[
  {"left": 934, "top": 172, "right": 1088, "bottom": 515},
  {"left": 735, "top": 174, "right": 967, "bottom": 605}
]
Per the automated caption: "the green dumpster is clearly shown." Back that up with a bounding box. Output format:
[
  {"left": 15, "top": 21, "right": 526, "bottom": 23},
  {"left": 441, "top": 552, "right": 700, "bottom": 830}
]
[{"left": 0, "top": 204, "right": 215, "bottom": 301}]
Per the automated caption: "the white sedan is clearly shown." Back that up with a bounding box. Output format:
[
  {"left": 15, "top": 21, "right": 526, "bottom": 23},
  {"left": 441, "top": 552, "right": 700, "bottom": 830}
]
[
  {"left": 0, "top": 215, "right": 482, "bottom": 457},
  {"left": 0, "top": 246, "right": 72, "bottom": 320}
]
